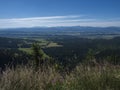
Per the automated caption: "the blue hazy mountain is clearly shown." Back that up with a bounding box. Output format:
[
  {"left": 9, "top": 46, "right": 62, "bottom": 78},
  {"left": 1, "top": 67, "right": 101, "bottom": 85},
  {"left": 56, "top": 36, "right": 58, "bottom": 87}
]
[{"left": 0, "top": 26, "right": 120, "bottom": 38}]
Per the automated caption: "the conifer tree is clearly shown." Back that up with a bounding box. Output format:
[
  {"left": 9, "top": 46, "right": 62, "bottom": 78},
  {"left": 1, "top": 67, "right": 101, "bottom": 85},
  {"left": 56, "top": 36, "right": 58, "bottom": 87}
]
[{"left": 32, "top": 43, "right": 45, "bottom": 69}]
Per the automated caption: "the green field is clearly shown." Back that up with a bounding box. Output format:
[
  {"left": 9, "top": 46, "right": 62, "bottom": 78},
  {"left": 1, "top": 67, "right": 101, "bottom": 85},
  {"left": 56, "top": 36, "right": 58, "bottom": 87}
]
[
  {"left": 19, "top": 48, "right": 32, "bottom": 54},
  {"left": 18, "top": 38, "right": 62, "bottom": 54}
]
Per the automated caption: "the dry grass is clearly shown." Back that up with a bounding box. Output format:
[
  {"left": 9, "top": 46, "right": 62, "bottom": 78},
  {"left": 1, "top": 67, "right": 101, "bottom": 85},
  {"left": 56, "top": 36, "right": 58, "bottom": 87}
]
[{"left": 0, "top": 64, "right": 120, "bottom": 90}]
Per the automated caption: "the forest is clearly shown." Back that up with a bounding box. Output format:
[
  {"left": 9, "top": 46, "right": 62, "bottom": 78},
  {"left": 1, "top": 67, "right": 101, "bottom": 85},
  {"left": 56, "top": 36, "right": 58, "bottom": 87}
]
[{"left": 0, "top": 29, "right": 120, "bottom": 69}]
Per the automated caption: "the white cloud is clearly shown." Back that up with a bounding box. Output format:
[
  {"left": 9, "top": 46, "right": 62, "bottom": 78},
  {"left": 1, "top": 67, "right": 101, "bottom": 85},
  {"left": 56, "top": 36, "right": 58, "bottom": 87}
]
[{"left": 0, "top": 15, "right": 120, "bottom": 28}]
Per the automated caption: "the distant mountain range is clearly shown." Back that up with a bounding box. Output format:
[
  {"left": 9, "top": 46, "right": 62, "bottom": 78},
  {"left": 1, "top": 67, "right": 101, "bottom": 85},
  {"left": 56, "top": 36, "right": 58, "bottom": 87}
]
[
  {"left": 0, "top": 26, "right": 120, "bottom": 31},
  {"left": 0, "top": 26, "right": 120, "bottom": 38}
]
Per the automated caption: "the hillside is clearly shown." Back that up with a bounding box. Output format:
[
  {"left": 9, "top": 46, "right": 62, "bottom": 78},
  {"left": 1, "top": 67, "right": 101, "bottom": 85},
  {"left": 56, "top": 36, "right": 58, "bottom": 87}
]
[{"left": 0, "top": 27, "right": 120, "bottom": 90}]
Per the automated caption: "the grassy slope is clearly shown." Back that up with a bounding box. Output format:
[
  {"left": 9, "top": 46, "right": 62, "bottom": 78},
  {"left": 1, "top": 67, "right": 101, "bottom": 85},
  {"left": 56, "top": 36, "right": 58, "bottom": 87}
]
[{"left": 0, "top": 64, "right": 120, "bottom": 90}]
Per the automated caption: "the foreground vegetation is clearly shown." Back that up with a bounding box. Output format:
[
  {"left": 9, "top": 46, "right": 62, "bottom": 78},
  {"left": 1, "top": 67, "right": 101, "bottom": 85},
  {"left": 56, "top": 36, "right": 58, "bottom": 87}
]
[{"left": 0, "top": 63, "right": 120, "bottom": 90}]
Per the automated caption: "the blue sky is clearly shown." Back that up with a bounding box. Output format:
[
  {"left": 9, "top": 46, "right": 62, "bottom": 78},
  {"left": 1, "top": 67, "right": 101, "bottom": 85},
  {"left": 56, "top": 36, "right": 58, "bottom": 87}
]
[{"left": 0, "top": 0, "right": 120, "bottom": 28}]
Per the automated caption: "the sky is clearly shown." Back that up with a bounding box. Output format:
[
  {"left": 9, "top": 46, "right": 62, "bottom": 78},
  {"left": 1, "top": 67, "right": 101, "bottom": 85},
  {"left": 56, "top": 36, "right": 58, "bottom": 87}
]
[{"left": 0, "top": 0, "right": 120, "bottom": 28}]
